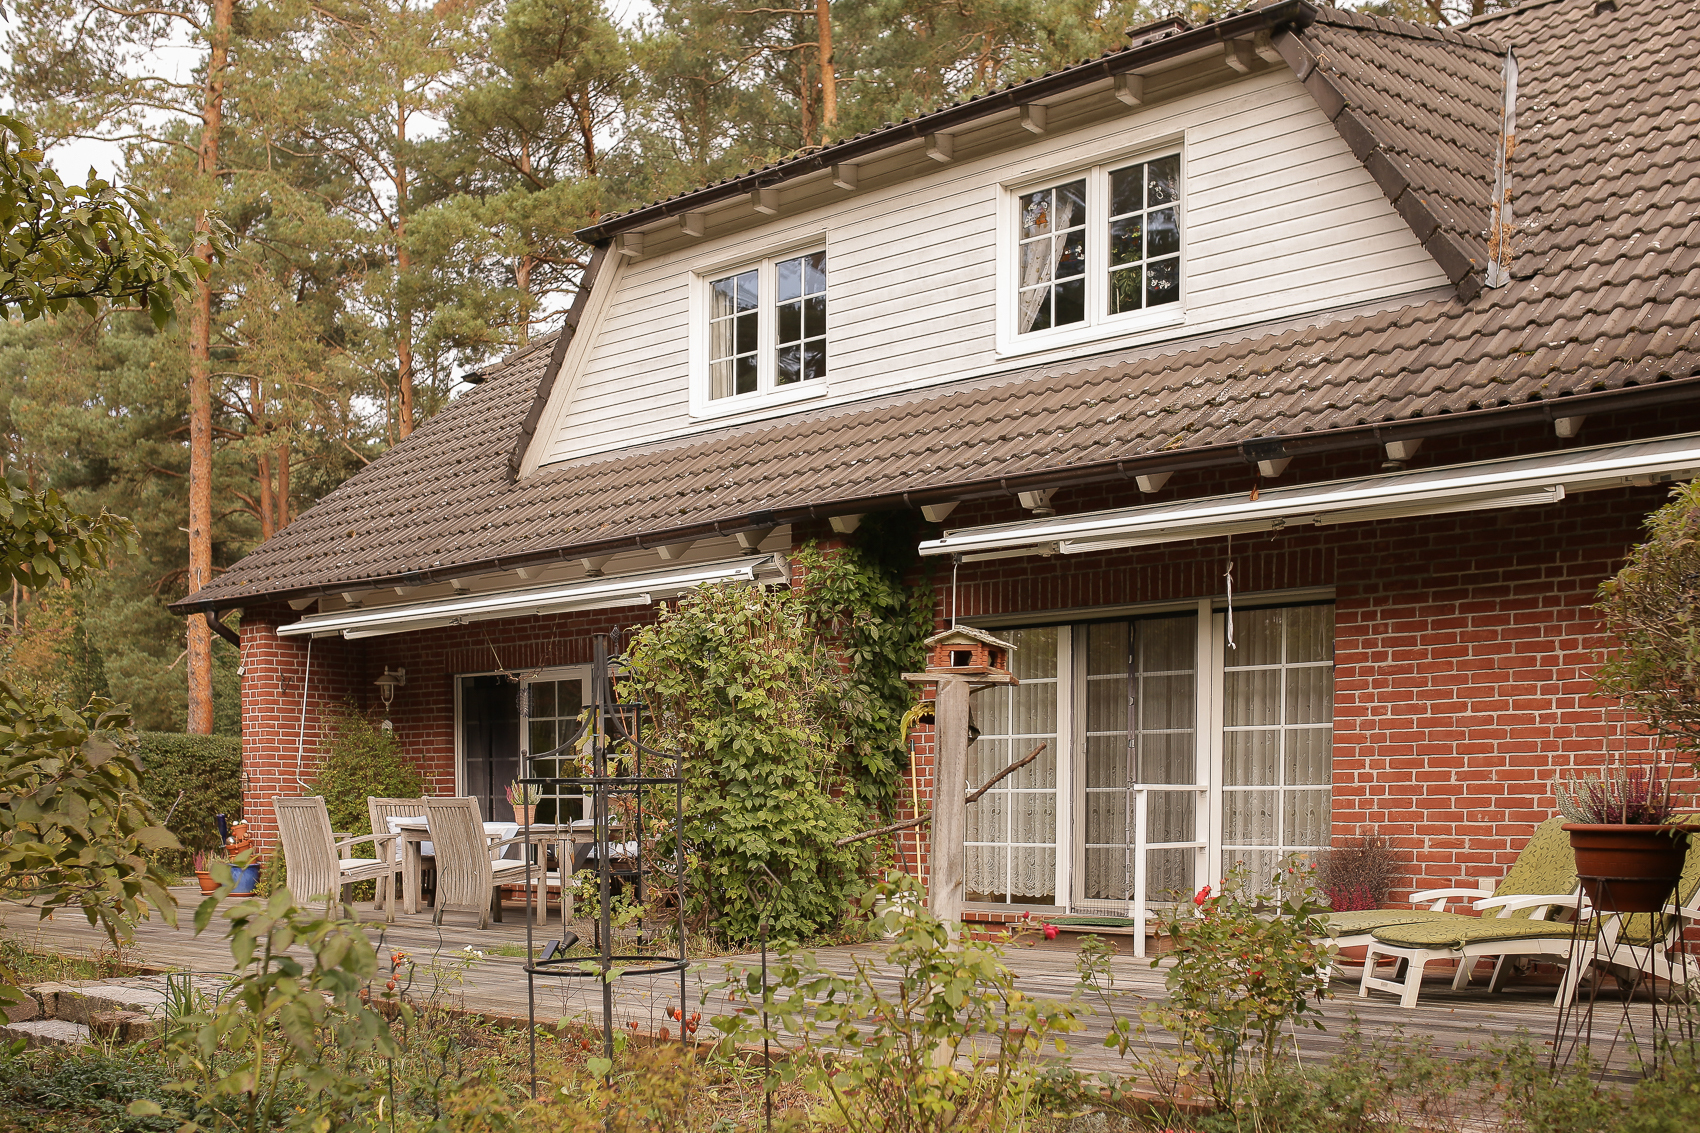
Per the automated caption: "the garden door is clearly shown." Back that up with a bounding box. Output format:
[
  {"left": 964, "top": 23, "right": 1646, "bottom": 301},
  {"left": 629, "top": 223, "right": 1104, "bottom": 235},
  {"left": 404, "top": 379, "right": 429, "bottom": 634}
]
[
  {"left": 459, "top": 674, "right": 520, "bottom": 825},
  {"left": 1073, "top": 613, "right": 1208, "bottom": 916},
  {"left": 521, "top": 667, "right": 590, "bottom": 825}
]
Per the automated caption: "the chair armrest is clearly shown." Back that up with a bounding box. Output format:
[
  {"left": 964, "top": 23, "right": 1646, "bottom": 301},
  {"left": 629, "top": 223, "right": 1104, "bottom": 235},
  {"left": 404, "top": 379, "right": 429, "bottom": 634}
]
[
  {"left": 334, "top": 832, "right": 399, "bottom": 853},
  {"left": 1475, "top": 892, "right": 1584, "bottom": 917},
  {"left": 1411, "top": 886, "right": 1493, "bottom": 911}
]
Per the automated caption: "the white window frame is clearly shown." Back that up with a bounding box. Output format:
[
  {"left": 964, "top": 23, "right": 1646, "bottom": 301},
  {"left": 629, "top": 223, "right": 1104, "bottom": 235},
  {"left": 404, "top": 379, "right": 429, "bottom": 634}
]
[
  {"left": 453, "top": 666, "right": 590, "bottom": 797},
  {"left": 996, "top": 141, "right": 1188, "bottom": 358},
  {"left": 688, "top": 238, "right": 831, "bottom": 420}
]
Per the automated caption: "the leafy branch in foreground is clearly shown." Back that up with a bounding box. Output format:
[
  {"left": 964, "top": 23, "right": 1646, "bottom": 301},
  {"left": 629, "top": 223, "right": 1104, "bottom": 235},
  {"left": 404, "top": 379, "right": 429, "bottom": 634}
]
[{"left": 0, "top": 115, "right": 225, "bottom": 329}]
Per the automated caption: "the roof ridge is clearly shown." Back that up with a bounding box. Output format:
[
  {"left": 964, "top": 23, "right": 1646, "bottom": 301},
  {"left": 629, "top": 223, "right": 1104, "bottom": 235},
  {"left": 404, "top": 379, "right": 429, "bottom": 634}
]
[{"left": 1312, "top": 4, "right": 1506, "bottom": 53}]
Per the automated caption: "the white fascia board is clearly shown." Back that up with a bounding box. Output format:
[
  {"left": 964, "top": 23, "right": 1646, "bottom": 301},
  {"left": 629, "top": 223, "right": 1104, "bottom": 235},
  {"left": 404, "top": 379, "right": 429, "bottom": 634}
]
[
  {"left": 920, "top": 433, "right": 1700, "bottom": 558},
  {"left": 278, "top": 554, "right": 786, "bottom": 639}
]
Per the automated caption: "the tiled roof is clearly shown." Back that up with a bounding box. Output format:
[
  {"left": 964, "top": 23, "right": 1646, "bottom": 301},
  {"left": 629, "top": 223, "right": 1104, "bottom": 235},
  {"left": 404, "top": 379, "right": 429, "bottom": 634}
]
[{"left": 181, "top": 0, "right": 1700, "bottom": 610}]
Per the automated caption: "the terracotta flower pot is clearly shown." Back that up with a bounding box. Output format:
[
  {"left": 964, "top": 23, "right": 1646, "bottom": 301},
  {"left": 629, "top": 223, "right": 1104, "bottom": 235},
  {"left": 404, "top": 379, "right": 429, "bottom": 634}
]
[
  {"left": 1563, "top": 823, "right": 1695, "bottom": 912},
  {"left": 195, "top": 871, "right": 220, "bottom": 894},
  {"left": 513, "top": 804, "right": 537, "bottom": 827}
]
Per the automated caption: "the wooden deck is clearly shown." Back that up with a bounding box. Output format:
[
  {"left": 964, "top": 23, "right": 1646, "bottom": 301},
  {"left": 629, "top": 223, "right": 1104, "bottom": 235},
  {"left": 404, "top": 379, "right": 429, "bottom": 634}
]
[{"left": 0, "top": 891, "right": 1660, "bottom": 1077}]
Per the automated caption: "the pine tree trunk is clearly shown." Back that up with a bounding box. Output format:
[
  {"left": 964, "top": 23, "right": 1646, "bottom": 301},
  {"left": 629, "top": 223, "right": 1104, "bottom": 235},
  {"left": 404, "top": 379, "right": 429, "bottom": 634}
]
[
  {"left": 816, "top": 0, "right": 836, "bottom": 135},
  {"left": 254, "top": 376, "right": 274, "bottom": 540},
  {"left": 186, "top": 0, "right": 235, "bottom": 735},
  {"left": 395, "top": 103, "right": 414, "bottom": 439},
  {"left": 277, "top": 442, "right": 290, "bottom": 528}
]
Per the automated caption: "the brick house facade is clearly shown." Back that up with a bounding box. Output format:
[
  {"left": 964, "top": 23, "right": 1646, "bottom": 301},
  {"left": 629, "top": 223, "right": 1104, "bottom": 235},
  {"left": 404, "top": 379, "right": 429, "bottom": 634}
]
[{"left": 188, "top": 0, "right": 1700, "bottom": 925}]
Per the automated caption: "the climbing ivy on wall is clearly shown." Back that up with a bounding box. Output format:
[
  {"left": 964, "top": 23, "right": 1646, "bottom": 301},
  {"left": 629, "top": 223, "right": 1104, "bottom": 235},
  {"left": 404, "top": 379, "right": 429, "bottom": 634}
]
[
  {"left": 619, "top": 583, "right": 863, "bottom": 941},
  {"left": 794, "top": 511, "right": 935, "bottom": 813},
  {"left": 617, "top": 512, "right": 933, "bottom": 940}
]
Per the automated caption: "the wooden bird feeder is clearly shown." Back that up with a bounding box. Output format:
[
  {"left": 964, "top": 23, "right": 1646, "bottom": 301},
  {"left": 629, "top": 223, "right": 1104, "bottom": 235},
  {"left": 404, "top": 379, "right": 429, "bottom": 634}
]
[{"left": 919, "top": 625, "right": 1017, "bottom": 683}]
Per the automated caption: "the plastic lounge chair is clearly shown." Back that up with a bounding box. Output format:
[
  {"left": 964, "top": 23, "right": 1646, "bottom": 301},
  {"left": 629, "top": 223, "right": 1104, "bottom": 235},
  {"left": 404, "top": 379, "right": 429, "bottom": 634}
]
[
  {"left": 1359, "top": 890, "right": 1586, "bottom": 1007},
  {"left": 1325, "top": 815, "right": 1579, "bottom": 952},
  {"left": 1361, "top": 818, "right": 1700, "bottom": 1009},
  {"left": 423, "top": 797, "right": 537, "bottom": 930},
  {"left": 274, "top": 796, "right": 398, "bottom": 923}
]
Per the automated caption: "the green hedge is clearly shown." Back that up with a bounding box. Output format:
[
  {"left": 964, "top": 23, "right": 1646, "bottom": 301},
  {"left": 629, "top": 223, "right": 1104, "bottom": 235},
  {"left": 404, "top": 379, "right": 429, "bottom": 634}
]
[{"left": 136, "top": 732, "right": 243, "bottom": 866}]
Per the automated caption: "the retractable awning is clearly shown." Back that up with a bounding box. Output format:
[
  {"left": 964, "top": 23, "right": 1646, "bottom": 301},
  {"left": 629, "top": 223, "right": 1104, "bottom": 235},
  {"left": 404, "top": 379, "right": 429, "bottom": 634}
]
[
  {"left": 277, "top": 554, "right": 790, "bottom": 639},
  {"left": 920, "top": 433, "right": 1700, "bottom": 561}
]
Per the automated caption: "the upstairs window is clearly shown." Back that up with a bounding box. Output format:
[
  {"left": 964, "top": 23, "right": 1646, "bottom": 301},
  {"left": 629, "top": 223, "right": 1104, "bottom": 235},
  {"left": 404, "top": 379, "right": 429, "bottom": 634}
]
[
  {"left": 1011, "top": 151, "right": 1182, "bottom": 343},
  {"left": 706, "top": 249, "right": 827, "bottom": 403}
]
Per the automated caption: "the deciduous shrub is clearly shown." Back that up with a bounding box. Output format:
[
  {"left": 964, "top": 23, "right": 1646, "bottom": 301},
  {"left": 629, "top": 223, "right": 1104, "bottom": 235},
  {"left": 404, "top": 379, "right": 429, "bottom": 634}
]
[
  {"left": 309, "top": 707, "right": 424, "bottom": 854},
  {"left": 1316, "top": 834, "right": 1402, "bottom": 912},
  {"left": 710, "top": 872, "right": 1083, "bottom": 1132},
  {"left": 135, "top": 732, "right": 242, "bottom": 866}
]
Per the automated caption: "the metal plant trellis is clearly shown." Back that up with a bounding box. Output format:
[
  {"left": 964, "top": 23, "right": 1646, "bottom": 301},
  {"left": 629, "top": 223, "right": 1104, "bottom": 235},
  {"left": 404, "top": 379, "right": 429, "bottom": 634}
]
[{"left": 520, "top": 631, "right": 688, "bottom": 1094}]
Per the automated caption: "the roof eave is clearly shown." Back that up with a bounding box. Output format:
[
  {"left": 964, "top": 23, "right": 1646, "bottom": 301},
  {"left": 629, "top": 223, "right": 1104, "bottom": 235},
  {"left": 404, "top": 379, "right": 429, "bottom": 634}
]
[{"left": 573, "top": 0, "right": 1321, "bottom": 244}]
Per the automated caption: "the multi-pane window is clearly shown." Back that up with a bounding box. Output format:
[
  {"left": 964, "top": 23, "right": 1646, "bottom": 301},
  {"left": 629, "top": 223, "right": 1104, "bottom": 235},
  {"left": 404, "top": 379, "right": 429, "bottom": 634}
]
[
  {"left": 1013, "top": 152, "right": 1183, "bottom": 338},
  {"left": 966, "top": 627, "right": 1059, "bottom": 906},
  {"left": 523, "top": 675, "right": 587, "bottom": 825},
  {"left": 1081, "top": 616, "right": 1201, "bottom": 910},
  {"left": 1017, "top": 180, "right": 1087, "bottom": 333},
  {"left": 1107, "top": 156, "right": 1181, "bottom": 315},
  {"left": 1220, "top": 605, "right": 1336, "bottom": 881},
  {"left": 707, "top": 250, "right": 828, "bottom": 402}
]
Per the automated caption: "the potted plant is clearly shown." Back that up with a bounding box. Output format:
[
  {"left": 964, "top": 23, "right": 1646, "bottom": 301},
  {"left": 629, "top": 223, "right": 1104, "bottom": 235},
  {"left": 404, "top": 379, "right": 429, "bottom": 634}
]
[
  {"left": 229, "top": 852, "right": 261, "bottom": 897},
  {"left": 1555, "top": 765, "right": 1692, "bottom": 912},
  {"left": 507, "top": 780, "right": 542, "bottom": 827},
  {"left": 194, "top": 851, "right": 227, "bottom": 894},
  {"left": 1566, "top": 480, "right": 1700, "bottom": 912}
]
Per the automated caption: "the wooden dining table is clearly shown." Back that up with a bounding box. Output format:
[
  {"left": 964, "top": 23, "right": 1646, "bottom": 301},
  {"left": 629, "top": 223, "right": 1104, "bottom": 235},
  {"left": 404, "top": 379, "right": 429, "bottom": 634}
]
[{"left": 390, "top": 818, "right": 590, "bottom": 924}]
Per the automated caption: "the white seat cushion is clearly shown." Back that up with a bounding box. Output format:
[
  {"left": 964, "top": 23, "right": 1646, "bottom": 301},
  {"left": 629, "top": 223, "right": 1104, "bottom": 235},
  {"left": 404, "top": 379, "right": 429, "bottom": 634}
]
[
  {"left": 339, "top": 857, "right": 386, "bottom": 871},
  {"left": 385, "top": 816, "right": 431, "bottom": 858}
]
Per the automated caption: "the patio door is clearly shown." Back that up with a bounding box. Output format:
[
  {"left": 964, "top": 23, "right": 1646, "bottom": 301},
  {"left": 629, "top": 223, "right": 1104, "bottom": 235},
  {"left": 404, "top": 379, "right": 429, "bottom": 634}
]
[
  {"left": 457, "top": 668, "right": 588, "bottom": 825},
  {"left": 1075, "top": 613, "right": 1208, "bottom": 915}
]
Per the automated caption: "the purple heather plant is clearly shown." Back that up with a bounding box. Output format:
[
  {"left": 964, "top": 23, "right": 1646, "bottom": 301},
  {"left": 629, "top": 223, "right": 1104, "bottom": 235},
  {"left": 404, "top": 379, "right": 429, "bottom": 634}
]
[{"left": 1553, "top": 764, "right": 1681, "bottom": 825}]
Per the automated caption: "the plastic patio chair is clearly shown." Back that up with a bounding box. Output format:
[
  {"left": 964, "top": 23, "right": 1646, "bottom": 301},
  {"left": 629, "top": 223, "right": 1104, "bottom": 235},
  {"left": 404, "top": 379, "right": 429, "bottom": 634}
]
[{"left": 274, "top": 796, "right": 398, "bottom": 923}]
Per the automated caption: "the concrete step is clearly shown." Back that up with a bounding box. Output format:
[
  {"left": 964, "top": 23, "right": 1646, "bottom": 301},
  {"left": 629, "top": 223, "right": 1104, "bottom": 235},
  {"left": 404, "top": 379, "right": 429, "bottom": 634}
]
[{"left": 0, "top": 1019, "right": 92, "bottom": 1048}]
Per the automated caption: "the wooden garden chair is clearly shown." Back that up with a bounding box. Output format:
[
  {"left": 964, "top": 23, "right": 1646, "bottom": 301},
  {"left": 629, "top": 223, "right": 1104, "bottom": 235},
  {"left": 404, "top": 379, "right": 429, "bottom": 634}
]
[
  {"left": 423, "top": 797, "right": 536, "bottom": 929},
  {"left": 274, "top": 796, "right": 398, "bottom": 922},
  {"left": 368, "top": 796, "right": 432, "bottom": 910}
]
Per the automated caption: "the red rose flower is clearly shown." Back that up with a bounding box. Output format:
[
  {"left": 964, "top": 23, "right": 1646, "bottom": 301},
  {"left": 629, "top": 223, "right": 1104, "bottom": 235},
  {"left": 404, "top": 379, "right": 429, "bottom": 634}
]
[{"left": 1043, "top": 923, "right": 1058, "bottom": 940}]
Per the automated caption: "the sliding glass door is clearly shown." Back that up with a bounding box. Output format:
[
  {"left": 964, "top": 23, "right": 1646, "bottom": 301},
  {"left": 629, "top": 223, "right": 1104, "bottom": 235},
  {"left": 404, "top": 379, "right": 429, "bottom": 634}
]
[{"left": 958, "top": 600, "right": 1335, "bottom": 915}]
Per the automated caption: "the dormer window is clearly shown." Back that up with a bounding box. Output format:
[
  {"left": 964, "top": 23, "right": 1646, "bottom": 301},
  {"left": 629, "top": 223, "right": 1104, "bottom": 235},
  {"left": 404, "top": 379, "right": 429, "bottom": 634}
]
[
  {"left": 1005, "top": 150, "right": 1183, "bottom": 350},
  {"left": 702, "top": 249, "right": 828, "bottom": 405}
]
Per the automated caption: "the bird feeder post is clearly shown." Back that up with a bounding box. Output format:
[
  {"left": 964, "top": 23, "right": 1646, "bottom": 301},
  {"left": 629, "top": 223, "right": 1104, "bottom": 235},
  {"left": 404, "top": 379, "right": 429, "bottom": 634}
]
[{"left": 903, "top": 625, "right": 1019, "bottom": 924}]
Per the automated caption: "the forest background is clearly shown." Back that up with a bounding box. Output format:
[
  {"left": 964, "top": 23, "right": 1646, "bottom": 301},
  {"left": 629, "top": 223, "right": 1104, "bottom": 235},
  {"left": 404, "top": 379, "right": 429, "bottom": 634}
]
[{"left": 0, "top": 0, "right": 1493, "bottom": 735}]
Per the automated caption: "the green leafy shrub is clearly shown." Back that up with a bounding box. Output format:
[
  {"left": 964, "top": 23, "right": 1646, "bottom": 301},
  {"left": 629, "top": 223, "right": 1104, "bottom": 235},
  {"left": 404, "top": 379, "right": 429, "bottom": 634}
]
[
  {"left": 1595, "top": 480, "right": 1700, "bottom": 762},
  {"left": 710, "top": 872, "right": 1082, "bottom": 1133},
  {"left": 135, "top": 732, "right": 242, "bottom": 867},
  {"left": 1080, "top": 861, "right": 1334, "bottom": 1112},
  {"left": 794, "top": 515, "right": 934, "bottom": 812},
  {"left": 620, "top": 582, "right": 865, "bottom": 942},
  {"left": 308, "top": 706, "right": 424, "bottom": 855}
]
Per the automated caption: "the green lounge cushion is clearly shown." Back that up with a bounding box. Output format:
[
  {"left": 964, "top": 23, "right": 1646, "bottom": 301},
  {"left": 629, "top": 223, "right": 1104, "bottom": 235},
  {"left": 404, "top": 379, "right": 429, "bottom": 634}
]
[
  {"left": 1372, "top": 916, "right": 1595, "bottom": 950},
  {"left": 1324, "top": 909, "right": 1473, "bottom": 937},
  {"left": 1488, "top": 816, "right": 1579, "bottom": 916}
]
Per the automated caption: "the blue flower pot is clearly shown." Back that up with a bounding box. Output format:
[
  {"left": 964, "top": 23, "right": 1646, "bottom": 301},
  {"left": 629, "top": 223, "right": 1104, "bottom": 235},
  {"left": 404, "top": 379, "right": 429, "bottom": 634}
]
[{"left": 230, "top": 864, "right": 261, "bottom": 895}]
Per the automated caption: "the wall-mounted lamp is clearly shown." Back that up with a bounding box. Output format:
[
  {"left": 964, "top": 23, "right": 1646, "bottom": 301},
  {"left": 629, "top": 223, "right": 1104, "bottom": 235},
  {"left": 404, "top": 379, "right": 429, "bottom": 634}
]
[{"left": 375, "top": 667, "right": 406, "bottom": 732}]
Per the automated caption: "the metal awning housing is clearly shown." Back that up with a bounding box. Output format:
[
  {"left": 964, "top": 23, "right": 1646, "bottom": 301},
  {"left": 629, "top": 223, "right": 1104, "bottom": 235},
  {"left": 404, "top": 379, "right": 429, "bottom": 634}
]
[
  {"left": 920, "top": 433, "right": 1700, "bottom": 561},
  {"left": 277, "top": 554, "right": 790, "bottom": 639}
]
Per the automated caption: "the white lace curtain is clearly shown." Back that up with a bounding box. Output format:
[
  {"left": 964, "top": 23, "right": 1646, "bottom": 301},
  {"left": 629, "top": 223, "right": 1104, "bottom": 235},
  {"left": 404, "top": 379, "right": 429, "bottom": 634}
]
[
  {"left": 1016, "top": 185, "right": 1082, "bottom": 334},
  {"left": 964, "top": 628, "right": 1059, "bottom": 902}
]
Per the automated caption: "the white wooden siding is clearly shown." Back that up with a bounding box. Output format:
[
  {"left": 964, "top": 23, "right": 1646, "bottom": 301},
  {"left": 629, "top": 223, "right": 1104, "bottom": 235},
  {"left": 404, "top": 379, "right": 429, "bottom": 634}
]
[{"left": 532, "top": 67, "right": 1450, "bottom": 471}]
